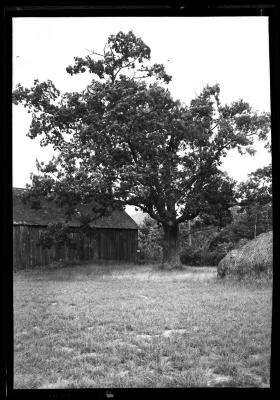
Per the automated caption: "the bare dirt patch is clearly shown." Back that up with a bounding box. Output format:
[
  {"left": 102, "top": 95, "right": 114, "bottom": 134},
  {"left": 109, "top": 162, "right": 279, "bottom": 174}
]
[{"left": 162, "top": 329, "right": 187, "bottom": 338}]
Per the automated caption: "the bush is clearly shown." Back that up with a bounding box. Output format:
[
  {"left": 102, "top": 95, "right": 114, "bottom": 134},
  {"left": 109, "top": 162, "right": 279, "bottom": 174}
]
[
  {"left": 180, "top": 246, "right": 226, "bottom": 266},
  {"left": 137, "top": 245, "right": 162, "bottom": 263},
  {"left": 180, "top": 246, "right": 201, "bottom": 266},
  {"left": 209, "top": 202, "right": 272, "bottom": 252},
  {"left": 138, "top": 216, "right": 163, "bottom": 263},
  {"left": 200, "top": 249, "right": 227, "bottom": 266},
  {"left": 38, "top": 222, "right": 76, "bottom": 249}
]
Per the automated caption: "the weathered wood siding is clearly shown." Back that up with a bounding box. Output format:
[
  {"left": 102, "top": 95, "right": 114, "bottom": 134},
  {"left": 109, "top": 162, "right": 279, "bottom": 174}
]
[{"left": 13, "top": 225, "right": 138, "bottom": 269}]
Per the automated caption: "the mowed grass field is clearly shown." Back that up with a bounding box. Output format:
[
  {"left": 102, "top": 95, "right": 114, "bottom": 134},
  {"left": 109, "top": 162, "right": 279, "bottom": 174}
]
[{"left": 13, "top": 264, "right": 272, "bottom": 388}]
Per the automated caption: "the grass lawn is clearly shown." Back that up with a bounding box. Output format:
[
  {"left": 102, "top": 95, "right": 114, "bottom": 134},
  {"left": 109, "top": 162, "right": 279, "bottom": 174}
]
[{"left": 13, "top": 264, "right": 272, "bottom": 388}]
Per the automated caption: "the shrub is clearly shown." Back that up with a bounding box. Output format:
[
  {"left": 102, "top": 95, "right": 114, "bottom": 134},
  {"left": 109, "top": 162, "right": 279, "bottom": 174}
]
[
  {"left": 180, "top": 246, "right": 226, "bottom": 266},
  {"left": 138, "top": 216, "right": 163, "bottom": 263},
  {"left": 200, "top": 249, "right": 227, "bottom": 266},
  {"left": 209, "top": 202, "right": 272, "bottom": 252},
  {"left": 180, "top": 246, "right": 201, "bottom": 266},
  {"left": 38, "top": 223, "right": 76, "bottom": 249},
  {"left": 137, "top": 245, "right": 162, "bottom": 263}
]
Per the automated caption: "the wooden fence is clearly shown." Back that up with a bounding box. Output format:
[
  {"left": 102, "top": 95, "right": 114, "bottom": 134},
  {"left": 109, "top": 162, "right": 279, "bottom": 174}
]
[{"left": 13, "top": 225, "right": 138, "bottom": 269}]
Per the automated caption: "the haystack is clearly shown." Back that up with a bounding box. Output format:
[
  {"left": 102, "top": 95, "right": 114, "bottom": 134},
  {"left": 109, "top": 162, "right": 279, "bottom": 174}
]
[{"left": 217, "top": 231, "right": 273, "bottom": 278}]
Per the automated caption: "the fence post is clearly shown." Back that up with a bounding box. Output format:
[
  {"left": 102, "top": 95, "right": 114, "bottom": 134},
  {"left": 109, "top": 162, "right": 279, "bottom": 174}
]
[
  {"left": 188, "top": 220, "right": 192, "bottom": 246},
  {"left": 254, "top": 213, "right": 258, "bottom": 239}
]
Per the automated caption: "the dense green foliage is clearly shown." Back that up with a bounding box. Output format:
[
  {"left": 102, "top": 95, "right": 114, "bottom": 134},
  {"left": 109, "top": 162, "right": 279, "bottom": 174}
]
[
  {"left": 209, "top": 202, "right": 272, "bottom": 251},
  {"left": 210, "top": 163, "right": 272, "bottom": 252},
  {"left": 237, "top": 163, "right": 272, "bottom": 207},
  {"left": 38, "top": 223, "right": 76, "bottom": 249},
  {"left": 138, "top": 217, "right": 163, "bottom": 262},
  {"left": 13, "top": 31, "right": 271, "bottom": 266},
  {"left": 138, "top": 161, "right": 272, "bottom": 266}
]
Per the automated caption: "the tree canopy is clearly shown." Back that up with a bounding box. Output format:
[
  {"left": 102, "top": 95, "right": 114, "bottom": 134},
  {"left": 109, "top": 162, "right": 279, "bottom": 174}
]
[
  {"left": 13, "top": 30, "right": 271, "bottom": 268},
  {"left": 237, "top": 163, "right": 272, "bottom": 207}
]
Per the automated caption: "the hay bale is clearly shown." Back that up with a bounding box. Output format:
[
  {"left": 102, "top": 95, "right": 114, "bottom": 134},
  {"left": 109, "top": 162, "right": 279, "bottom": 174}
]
[
  {"left": 217, "top": 231, "right": 273, "bottom": 278},
  {"left": 217, "top": 249, "right": 239, "bottom": 278}
]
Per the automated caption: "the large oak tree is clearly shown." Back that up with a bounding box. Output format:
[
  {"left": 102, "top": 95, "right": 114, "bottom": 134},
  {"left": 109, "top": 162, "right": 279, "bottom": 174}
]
[{"left": 13, "top": 31, "right": 270, "bottom": 268}]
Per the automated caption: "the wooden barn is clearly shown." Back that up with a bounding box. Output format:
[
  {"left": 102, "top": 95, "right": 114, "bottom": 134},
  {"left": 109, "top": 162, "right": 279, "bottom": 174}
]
[{"left": 13, "top": 188, "right": 138, "bottom": 269}]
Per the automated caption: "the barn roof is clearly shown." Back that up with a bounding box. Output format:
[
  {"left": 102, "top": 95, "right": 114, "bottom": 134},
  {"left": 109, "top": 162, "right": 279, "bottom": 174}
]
[{"left": 13, "top": 188, "right": 138, "bottom": 230}]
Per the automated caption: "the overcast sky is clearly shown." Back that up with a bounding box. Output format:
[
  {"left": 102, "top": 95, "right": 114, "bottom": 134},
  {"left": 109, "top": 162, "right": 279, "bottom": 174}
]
[{"left": 12, "top": 17, "right": 271, "bottom": 214}]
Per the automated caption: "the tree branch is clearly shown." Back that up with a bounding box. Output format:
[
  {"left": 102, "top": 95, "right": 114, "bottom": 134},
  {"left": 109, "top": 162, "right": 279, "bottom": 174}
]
[
  {"left": 126, "top": 198, "right": 166, "bottom": 224},
  {"left": 88, "top": 49, "right": 104, "bottom": 58},
  {"left": 176, "top": 207, "right": 200, "bottom": 224},
  {"left": 127, "top": 138, "right": 138, "bottom": 163}
]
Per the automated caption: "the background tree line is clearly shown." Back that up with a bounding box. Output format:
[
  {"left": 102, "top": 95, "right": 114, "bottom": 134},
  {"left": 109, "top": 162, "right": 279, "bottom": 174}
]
[{"left": 138, "top": 163, "right": 272, "bottom": 265}]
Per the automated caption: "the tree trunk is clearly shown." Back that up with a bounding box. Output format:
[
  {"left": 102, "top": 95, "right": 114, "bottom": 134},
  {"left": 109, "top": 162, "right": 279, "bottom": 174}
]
[{"left": 161, "top": 224, "right": 182, "bottom": 270}]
